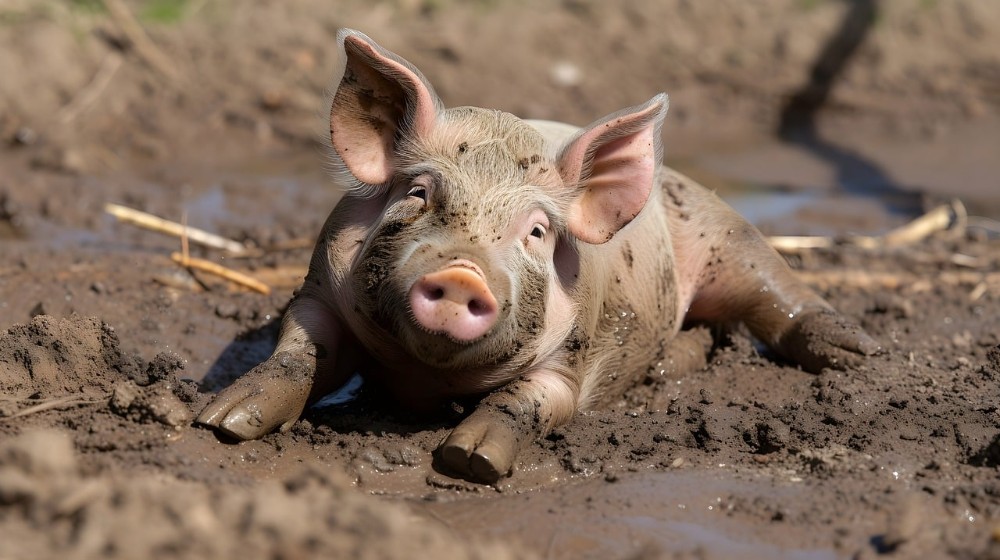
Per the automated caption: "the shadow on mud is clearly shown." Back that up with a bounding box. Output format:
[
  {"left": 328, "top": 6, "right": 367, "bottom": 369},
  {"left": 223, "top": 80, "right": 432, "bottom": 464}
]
[
  {"left": 778, "top": 0, "right": 923, "bottom": 217},
  {"left": 199, "top": 318, "right": 282, "bottom": 393},
  {"left": 200, "top": 318, "right": 462, "bottom": 439}
]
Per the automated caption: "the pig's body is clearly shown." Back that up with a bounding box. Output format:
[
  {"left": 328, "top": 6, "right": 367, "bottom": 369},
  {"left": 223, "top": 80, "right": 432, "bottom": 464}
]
[
  {"left": 199, "top": 29, "right": 878, "bottom": 483},
  {"left": 524, "top": 119, "right": 685, "bottom": 411}
]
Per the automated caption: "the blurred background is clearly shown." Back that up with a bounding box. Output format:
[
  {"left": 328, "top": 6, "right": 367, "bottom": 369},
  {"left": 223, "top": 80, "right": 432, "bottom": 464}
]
[{"left": 1, "top": 0, "right": 998, "bottom": 241}]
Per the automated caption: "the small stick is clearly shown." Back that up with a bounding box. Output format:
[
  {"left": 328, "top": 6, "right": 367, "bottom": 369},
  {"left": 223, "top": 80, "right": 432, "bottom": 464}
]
[
  {"left": 3, "top": 395, "right": 105, "bottom": 420},
  {"left": 969, "top": 282, "right": 988, "bottom": 302},
  {"left": 181, "top": 209, "right": 190, "bottom": 263},
  {"left": 882, "top": 200, "right": 963, "bottom": 247},
  {"left": 795, "top": 269, "right": 1000, "bottom": 291},
  {"left": 768, "top": 236, "right": 834, "bottom": 251},
  {"left": 105, "top": 203, "right": 247, "bottom": 254},
  {"left": 171, "top": 252, "right": 271, "bottom": 294},
  {"left": 769, "top": 200, "right": 965, "bottom": 253}
]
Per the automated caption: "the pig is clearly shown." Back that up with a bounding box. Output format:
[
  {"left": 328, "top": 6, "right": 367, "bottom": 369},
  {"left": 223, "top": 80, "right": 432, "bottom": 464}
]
[{"left": 197, "top": 29, "right": 879, "bottom": 482}]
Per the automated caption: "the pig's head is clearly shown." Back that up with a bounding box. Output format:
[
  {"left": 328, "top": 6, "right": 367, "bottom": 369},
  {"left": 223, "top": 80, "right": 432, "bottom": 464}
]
[{"left": 326, "top": 29, "right": 667, "bottom": 393}]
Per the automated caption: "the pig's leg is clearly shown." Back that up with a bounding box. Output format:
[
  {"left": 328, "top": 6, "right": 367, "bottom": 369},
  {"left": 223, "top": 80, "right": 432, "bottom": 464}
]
[
  {"left": 196, "top": 295, "right": 349, "bottom": 439},
  {"left": 670, "top": 177, "right": 879, "bottom": 372},
  {"left": 438, "top": 368, "right": 577, "bottom": 483},
  {"left": 658, "top": 326, "right": 713, "bottom": 377}
]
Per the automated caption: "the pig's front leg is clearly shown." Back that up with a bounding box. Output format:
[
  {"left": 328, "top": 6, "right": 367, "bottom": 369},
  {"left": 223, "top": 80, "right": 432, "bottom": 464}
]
[
  {"left": 197, "top": 295, "right": 348, "bottom": 440},
  {"left": 438, "top": 369, "right": 577, "bottom": 483}
]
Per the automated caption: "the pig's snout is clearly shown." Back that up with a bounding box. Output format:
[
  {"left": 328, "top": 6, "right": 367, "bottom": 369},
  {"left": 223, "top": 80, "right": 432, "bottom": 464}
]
[{"left": 409, "top": 264, "right": 499, "bottom": 342}]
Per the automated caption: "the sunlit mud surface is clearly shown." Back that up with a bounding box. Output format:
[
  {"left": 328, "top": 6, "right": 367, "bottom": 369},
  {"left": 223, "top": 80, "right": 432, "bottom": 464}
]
[{"left": 2, "top": 1, "right": 1000, "bottom": 558}]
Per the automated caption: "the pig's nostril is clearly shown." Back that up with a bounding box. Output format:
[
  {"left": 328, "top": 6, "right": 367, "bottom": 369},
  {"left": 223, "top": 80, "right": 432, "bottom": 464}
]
[
  {"left": 467, "top": 298, "right": 491, "bottom": 317},
  {"left": 426, "top": 286, "right": 445, "bottom": 301}
]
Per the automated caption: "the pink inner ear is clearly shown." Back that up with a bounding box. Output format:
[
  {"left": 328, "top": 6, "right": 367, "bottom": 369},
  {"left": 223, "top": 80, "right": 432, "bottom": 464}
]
[
  {"left": 330, "top": 33, "right": 439, "bottom": 186},
  {"left": 569, "top": 126, "right": 656, "bottom": 243},
  {"left": 559, "top": 93, "right": 666, "bottom": 245},
  {"left": 344, "top": 35, "right": 438, "bottom": 137},
  {"left": 329, "top": 57, "right": 400, "bottom": 186}
]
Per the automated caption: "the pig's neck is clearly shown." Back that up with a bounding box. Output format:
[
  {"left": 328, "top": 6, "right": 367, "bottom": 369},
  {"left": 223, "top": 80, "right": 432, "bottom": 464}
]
[{"left": 570, "top": 183, "right": 683, "bottom": 410}]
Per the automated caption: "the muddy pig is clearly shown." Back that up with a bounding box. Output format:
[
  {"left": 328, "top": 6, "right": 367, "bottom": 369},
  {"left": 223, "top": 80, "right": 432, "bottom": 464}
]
[{"left": 198, "top": 29, "right": 879, "bottom": 482}]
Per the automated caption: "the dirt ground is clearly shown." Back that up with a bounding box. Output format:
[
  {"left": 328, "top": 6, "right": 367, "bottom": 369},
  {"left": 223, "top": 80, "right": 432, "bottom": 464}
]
[{"left": 2, "top": 1, "right": 1000, "bottom": 558}]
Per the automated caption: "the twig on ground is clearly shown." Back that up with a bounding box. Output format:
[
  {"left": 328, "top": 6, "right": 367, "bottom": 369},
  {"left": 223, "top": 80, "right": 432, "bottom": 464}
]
[
  {"left": 171, "top": 252, "right": 271, "bottom": 295},
  {"left": 57, "top": 51, "right": 124, "bottom": 124},
  {"left": 181, "top": 209, "right": 191, "bottom": 262},
  {"left": 795, "top": 269, "right": 1000, "bottom": 292},
  {"left": 105, "top": 203, "right": 247, "bottom": 255},
  {"left": 769, "top": 199, "right": 967, "bottom": 253},
  {"left": 101, "top": 0, "right": 182, "bottom": 83},
  {"left": 969, "top": 282, "right": 988, "bottom": 302},
  {"left": 768, "top": 235, "right": 834, "bottom": 251},
  {"left": 881, "top": 199, "right": 964, "bottom": 247},
  {"left": 2, "top": 395, "right": 106, "bottom": 420}
]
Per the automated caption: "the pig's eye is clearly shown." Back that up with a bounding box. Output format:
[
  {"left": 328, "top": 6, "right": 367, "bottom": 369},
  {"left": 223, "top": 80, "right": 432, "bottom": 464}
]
[
  {"left": 406, "top": 185, "right": 427, "bottom": 202},
  {"left": 523, "top": 210, "right": 550, "bottom": 249}
]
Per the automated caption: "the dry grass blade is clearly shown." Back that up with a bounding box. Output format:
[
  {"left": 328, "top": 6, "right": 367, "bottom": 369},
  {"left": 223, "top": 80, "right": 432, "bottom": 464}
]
[
  {"left": 882, "top": 199, "right": 965, "bottom": 247},
  {"left": 171, "top": 252, "right": 271, "bottom": 295},
  {"left": 105, "top": 203, "right": 247, "bottom": 254},
  {"left": 768, "top": 236, "right": 834, "bottom": 251},
  {"left": 769, "top": 200, "right": 966, "bottom": 253},
  {"left": 795, "top": 269, "right": 1000, "bottom": 292},
  {"left": 2, "top": 395, "right": 106, "bottom": 420}
]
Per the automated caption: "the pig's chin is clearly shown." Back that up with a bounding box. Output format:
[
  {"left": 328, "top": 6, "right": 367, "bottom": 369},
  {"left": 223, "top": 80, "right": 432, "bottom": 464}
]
[{"left": 398, "top": 322, "right": 520, "bottom": 371}]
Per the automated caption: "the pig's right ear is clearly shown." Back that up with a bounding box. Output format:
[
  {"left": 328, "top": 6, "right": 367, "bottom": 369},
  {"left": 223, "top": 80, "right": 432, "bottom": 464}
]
[
  {"left": 557, "top": 94, "right": 668, "bottom": 244},
  {"left": 329, "top": 29, "right": 442, "bottom": 187}
]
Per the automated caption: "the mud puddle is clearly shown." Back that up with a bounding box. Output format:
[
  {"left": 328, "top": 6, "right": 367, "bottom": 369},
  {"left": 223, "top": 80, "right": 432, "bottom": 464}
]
[
  {"left": 3, "top": 137, "right": 999, "bottom": 559},
  {"left": 667, "top": 116, "right": 1000, "bottom": 242},
  {"left": 3, "top": 1, "right": 1000, "bottom": 558},
  {"left": 418, "top": 470, "right": 846, "bottom": 559}
]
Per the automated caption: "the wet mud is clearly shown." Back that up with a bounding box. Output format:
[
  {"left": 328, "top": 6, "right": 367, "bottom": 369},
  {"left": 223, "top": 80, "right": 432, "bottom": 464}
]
[{"left": 2, "top": 1, "right": 1000, "bottom": 559}]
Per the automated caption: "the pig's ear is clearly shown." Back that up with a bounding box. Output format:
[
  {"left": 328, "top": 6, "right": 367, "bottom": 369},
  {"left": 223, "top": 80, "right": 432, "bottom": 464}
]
[
  {"left": 557, "top": 94, "right": 668, "bottom": 244},
  {"left": 329, "top": 29, "right": 442, "bottom": 187}
]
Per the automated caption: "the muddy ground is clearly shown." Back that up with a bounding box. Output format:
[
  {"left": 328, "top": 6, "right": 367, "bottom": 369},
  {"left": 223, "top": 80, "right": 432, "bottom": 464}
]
[{"left": 1, "top": 1, "right": 1000, "bottom": 558}]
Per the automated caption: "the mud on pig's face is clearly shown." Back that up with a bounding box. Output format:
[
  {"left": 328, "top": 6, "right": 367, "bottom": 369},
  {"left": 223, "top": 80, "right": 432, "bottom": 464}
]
[
  {"left": 326, "top": 30, "right": 664, "bottom": 388},
  {"left": 348, "top": 107, "right": 576, "bottom": 376}
]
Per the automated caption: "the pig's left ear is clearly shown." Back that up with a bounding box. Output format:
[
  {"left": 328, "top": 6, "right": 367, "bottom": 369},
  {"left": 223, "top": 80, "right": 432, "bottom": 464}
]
[{"left": 557, "top": 94, "right": 668, "bottom": 244}]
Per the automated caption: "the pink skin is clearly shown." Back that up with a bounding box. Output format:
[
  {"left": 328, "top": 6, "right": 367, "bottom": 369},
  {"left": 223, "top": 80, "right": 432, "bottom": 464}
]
[
  {"left": 197, "top": 30, "right": 878, "bottom": 485},
  {"left": 408, "top": 261, "right": 499, "bottom": 342}
]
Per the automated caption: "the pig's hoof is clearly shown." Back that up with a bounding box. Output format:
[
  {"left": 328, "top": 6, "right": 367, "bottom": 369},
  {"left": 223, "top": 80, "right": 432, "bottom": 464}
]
[
  {"left": 438, "top": 414, "right": 518, "bottom": 483},
  {"left": 196, "top": 352, "right": 313, "bottom": 440},
  {"left": 781, "top": 310, "right": 881, "bottom": 373}
]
